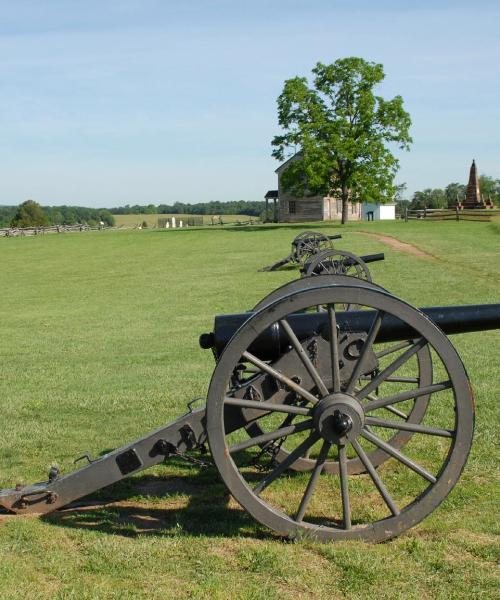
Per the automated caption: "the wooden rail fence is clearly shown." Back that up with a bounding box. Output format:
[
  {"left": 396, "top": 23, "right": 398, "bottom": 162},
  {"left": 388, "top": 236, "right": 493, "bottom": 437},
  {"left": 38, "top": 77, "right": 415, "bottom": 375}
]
[
  {"left": 404, "top": 208, "right": 500, "bottom": 222},
  {"left": 0, "top": 224, "right": 107, "bottom": 238}
]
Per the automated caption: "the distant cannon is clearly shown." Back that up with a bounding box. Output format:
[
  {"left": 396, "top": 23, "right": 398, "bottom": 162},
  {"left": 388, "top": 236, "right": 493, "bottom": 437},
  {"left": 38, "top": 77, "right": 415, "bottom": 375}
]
[
  {"left": 1, "top": 278, "right": 498, "bottom": 543},
  {"left": 260, "top": 230, "right": 342, "bottom": 271}
]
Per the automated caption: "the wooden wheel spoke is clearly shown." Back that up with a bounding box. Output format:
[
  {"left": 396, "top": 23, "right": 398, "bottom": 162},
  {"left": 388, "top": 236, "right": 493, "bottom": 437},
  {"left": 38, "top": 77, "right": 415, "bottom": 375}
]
[
  {"left": 375, "top": 340, "right": 413, "bottom": 359},
  {"left": 242, "top": 351, "right": 318, "bottom": 405},
  {"left": 359, "top": 376, "right": 420, "bottom": 383},
  {"left": 254, "top": 432, "right": 321, "bottom": 495},
  {"left": 361, "top": 429, "right": 437, "bottom": 483},
  {"left": 230, "top": 419, "right": 314, "bottom": 453},
  {"left": 295, "top": 440, "right": 331, "bottom": 522},
  {"left": 364, "top": 380, "right": 452, "bottom": 412},
  {"left": 383, "top": 405, "right": 409, "bottom": 420},
  {"left": 224, "top": 397, "right": 310, "bottom": 416},
  {"left": 351, "top": 439, "right": 400, "bottom": 516},
  {"left": 359, "top": 389, "right": 412, "bottom": 419},
  {"left": 327, "top": 304, "right": 341, "bottom": 393},
  {"left": 356, "top": 338, "right": 428, "bottom": 400},
  {"left": 279, "top": 319, "right": 329, "bottom": 397},
  {"left": 346, "top": 311, "right": 385, "bottom": 394},
  {"left": 365, "top": 417, "right": 454, "bottom": 438},
  {"left": 338, "top": 444, "right": 351, "bottom": 529}
]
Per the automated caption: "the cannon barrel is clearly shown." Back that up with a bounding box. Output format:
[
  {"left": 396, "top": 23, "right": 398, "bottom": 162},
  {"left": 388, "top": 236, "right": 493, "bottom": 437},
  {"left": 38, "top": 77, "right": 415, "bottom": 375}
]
[
  {"left": 351, "top": 252, "right": 385, "bottom": 265},
  {"left": 292, "top": 234, "right": 342, "bottom": 246},
  {"left": 200, "top": 303, "right": 500, "bottom": 360},
  {"left": 358, "top": 252, "right": 384, "bottom": 264}
]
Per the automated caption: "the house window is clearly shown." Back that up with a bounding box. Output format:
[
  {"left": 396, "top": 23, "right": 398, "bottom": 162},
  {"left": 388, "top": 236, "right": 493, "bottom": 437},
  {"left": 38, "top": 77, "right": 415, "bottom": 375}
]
[{"left": 289, "top": 201, "right": 296, "bottom": 214}]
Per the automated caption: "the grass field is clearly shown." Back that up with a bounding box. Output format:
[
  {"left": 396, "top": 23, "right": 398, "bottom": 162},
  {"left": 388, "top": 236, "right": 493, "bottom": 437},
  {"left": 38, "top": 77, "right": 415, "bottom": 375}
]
[
  {"left": 113, "top": 213, "right": 257, "bottom": 228},
  {"left": 0, "top": 221, "right": 498, "bottom": 599}
]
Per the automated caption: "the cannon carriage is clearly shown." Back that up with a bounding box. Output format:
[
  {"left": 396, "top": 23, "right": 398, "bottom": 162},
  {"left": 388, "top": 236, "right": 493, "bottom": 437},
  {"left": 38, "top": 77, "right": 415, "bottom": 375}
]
[
  {"left": 260, "top": 230, "right": 385, "bottom": 284},
  {"left": 1, "top": 276, "right": 498, "bottom": 543}
]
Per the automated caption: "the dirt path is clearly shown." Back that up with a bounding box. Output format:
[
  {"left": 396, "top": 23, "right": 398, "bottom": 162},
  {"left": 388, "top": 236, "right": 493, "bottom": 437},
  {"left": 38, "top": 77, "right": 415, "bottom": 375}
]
[{"left": 356, "top": 232, "right": 436, "bottom": 260}]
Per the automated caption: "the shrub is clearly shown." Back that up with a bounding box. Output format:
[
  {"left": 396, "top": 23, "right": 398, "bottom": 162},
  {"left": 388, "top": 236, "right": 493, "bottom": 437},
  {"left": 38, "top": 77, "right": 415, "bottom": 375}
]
[{"left": 11, "top": 200, "right": 48, "bottom": 228}]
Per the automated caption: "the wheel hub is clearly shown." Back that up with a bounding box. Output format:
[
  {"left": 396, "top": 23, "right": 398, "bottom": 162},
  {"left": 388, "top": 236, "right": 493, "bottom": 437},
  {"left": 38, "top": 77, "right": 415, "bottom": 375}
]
[{"left": 313, "top": 393, "right": 364, "bottom": 444}]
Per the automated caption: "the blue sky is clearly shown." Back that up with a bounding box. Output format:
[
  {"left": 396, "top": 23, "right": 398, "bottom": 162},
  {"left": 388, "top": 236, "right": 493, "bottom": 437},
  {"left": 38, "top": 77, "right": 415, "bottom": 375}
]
[{"left": 1, "top": 0, "right": 498, "bottom": 207}]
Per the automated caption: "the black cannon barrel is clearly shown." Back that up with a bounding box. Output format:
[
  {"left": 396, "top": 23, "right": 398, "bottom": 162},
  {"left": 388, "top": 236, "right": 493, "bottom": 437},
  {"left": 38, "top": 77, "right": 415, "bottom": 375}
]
[
  {"left": 346, "top": 252, "right": 384, "bottom": 266},
  {"left": 200, "top": 304, "right": 500, "bottom": 360},
  {"left": 292, "top": 234, "right": 342, "bottom": 246},
  {"left": 359, "top": 252, "right": 385, "bottom": 264}
]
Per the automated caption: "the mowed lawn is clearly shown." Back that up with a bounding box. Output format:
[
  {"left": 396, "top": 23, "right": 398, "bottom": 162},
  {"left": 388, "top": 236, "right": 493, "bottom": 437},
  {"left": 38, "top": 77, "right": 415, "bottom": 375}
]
[{"left": 0, "top": 221, "right": 498, "bottom": 599}]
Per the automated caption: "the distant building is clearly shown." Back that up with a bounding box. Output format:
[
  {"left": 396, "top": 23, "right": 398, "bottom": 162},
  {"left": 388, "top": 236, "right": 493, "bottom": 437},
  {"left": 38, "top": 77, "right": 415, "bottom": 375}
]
[
  {"left": 457, "top": 159, "right": 495, "bottom": 209},
  {"left": 268, "top": 153, "right": 395, "bottom": 222},
  {"left": 273, "top": 153, "right": 362, "bottom": 222},
  {"left": 361, "top": 202, "right": 396, "bottom": 221}
]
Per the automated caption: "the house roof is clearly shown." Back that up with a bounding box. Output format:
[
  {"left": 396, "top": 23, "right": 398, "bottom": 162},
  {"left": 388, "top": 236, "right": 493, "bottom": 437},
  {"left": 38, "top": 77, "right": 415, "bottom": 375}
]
[{"left": 275, "top": 151, "right": 303, "bottom": 174}]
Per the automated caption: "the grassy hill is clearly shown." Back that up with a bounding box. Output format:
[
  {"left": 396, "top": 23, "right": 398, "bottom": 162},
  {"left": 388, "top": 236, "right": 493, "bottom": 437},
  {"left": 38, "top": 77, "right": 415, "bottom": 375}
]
[{"left": 0, "top": 220, "right": 498, "bottom": 599}]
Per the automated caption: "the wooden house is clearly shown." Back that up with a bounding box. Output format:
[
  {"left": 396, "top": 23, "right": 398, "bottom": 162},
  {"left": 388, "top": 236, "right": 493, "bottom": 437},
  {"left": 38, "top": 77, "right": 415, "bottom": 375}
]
[{"left": 272, "top": 153, "right": 362, "bottom": 222}]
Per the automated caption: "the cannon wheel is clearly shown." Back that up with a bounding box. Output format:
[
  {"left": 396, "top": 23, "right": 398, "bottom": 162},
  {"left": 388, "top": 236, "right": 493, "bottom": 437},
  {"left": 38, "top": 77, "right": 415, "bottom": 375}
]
[
  {"left": 302, "top": 249, "right": 372, "bottom": 282},
  {"left": 248, "top": 276, "right": 431, "bottom": 474},
  {"left": 252, "top": 275, "right": 380, "bottom": 312},
  {"left": 292, "top": 231, "right": 333, "bottom": 264},
  {"left": 207, "top": 284, "right": 474, "bottom": 541}
]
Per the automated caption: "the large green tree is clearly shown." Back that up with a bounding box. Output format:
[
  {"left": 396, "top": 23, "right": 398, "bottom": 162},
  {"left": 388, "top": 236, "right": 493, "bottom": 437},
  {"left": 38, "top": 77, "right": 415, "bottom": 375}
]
[
  {"left": 10, "top": 200, "right": 48, "bottom": 227},
  {"left": 272, "top": 58, "right": 412, "bottom": 223}
]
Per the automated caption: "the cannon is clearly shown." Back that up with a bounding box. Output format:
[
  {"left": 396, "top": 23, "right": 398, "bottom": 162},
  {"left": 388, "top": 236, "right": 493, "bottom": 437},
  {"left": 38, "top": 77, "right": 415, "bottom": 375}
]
[
  {"left": 1, "top": 278, "right": 498, "bottom": 543},
  {"left": 260, "top": 230, "right": 342, "bottom": 271},
  {"left": 301, "top": 249, "right": 386, "bottom": 282}
]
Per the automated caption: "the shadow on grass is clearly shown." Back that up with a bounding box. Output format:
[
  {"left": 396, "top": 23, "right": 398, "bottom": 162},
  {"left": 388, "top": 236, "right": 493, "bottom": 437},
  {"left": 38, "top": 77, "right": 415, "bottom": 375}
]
[
  {"left": 151, "top": 223, "right": 344, "bottom": 235},
  {"left": 259, "top": 265, "right": 297, "bottom": 272},
  {"left": 42, "top": 465, "right": 270, "bottom": 540}
]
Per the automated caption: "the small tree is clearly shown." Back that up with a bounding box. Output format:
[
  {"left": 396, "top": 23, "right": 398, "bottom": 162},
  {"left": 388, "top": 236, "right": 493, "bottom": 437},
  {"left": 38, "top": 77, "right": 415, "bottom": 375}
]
[
  {"left": 411, "top": 189, "right": 447, "bottom": 209},
  {"left": 479, "top": 175, "right": 500, "bottom": 205},
  {"left": 394, "top": 183, "right": 410, "bottom": 211},
  {"left": 272, "top": 58, "right": 412, "bottom": 223},
  {"left": 445, "top": 183, "right": 466, "bottom": 208},
  {"left": 10, "top": 200, "right": 48, "bottom": 228},
  {"left": 98, "top": 210, "right": 115, "bottom": 227}
]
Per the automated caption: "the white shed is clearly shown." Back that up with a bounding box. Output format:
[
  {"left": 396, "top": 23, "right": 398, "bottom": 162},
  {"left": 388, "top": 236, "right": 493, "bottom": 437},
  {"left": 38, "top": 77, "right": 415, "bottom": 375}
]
[{"left": 361, "top": 202, "right": 396, "bottom": 221}]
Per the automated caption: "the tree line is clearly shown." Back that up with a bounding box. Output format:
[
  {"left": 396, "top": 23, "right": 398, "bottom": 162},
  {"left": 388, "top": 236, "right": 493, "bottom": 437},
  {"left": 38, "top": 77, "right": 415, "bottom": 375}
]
[
  {"left": 400, "top": 175, "right": 500, "bottom": 210},
  {"left": 110, "top": 200, "right": 266, "bottom": 217},
  {"left": 0, "top": 201, "right": 115, "bottom": 228}
]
